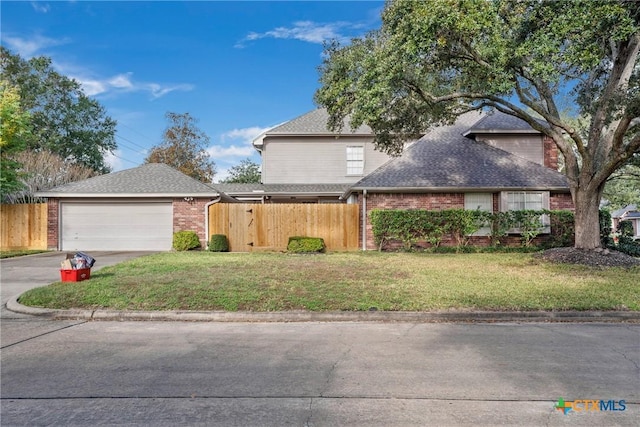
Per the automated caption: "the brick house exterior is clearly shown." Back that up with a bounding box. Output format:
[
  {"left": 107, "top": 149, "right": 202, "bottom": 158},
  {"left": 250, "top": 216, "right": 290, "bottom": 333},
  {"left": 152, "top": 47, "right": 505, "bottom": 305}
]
[
  {"left": 343, "top": 111, "right": 574, "bottom": 250},
  {"left": 37, "top": 164, "right": 228, "bottom": 251}
]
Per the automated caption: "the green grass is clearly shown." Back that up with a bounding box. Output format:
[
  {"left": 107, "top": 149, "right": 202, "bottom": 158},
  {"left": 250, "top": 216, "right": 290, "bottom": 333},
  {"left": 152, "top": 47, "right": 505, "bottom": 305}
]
[
  {"left": 1, "top": 249, "right": 49, "bottom": 259},
  {"left": 18, "top": 252, "right": 640, "bottom": 312}
]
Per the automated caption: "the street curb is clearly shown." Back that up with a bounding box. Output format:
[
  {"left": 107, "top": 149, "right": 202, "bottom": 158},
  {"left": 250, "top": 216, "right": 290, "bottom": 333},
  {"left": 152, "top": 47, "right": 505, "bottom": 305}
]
[{"left": 7, "top": 294, "right": 640, "bottom": 323}]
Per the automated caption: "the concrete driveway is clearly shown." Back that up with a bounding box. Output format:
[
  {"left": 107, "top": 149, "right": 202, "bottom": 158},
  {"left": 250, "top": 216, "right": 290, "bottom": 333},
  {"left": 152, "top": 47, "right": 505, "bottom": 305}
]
[{"left": 1, "top": 251, "right": 154, "bottom": 347}]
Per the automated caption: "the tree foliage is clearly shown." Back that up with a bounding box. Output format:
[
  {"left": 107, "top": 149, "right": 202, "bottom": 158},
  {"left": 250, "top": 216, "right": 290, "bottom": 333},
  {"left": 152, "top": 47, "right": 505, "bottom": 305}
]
[
  {"left": 220, "top": 158, "right": 261, "bottom": 183},
  {"left": 3, "top": 150, "right": 97, "bottom": 204},
  {"left": 315, "top": 0, "right": 640, "bottom": 250},
  {"left": 0, "top": 47, "right": 117, "bottom": 174},
  {"left": 145, "top": 112, "right": 216, "bottom": 183},
  {"left": 0, "top": 80, "right": 31, "bottom": 197},
  {"left": 604, "top": 162, "right": 640, "bottom": 210}
]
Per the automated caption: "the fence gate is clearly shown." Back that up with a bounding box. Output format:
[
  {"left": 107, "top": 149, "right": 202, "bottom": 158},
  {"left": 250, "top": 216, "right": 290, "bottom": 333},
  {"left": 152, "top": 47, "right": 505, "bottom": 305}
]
[{"left": 208, "top": 203, "right": 359, "bottom": 252}]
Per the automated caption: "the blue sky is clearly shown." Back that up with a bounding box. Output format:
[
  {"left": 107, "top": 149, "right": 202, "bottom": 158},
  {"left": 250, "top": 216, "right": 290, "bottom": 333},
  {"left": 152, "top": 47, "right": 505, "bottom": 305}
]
[{"left": 1, "top": 0, "right": 383, "bottom": 181}]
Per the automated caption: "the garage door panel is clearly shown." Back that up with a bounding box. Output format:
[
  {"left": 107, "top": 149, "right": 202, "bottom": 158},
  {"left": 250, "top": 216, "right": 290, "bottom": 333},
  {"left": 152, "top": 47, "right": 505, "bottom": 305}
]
[{"left": 61, "top": 202, "right": 173, "bottom": 251}]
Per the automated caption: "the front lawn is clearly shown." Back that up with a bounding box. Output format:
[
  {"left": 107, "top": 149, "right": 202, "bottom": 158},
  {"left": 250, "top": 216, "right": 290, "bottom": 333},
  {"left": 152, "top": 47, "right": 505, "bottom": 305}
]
[{"left": 18, "top": 252, "right": 640, "bottom": 312}]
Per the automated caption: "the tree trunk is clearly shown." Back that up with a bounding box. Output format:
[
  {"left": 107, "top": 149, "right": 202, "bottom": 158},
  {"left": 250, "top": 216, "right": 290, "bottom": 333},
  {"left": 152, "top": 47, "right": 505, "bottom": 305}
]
[{"left": 572, "top": 186, "right": 603, "bottom": 250}]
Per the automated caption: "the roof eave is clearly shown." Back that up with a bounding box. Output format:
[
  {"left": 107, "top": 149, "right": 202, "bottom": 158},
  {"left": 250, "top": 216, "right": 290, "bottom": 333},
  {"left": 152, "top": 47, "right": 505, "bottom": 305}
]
[
  {"left": 35, "top": 192, "right": 221, "bottom": 198},
  {"left": 347, "top": 186, "right": 570, "bottom": 194},
  {"left": 263, "top": 132, "right": 374, "bottom": 138},
  {"left": 462, "top": 129, "right": 542, "bottom": 137},
  {"left": 223, "top": 191, "right": 344, "bottom": 197}
]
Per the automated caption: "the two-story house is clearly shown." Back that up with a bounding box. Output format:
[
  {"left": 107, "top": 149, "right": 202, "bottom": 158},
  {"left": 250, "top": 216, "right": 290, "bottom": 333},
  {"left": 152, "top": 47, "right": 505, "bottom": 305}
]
[
  {"left": 214, "top": 108, "right": 573, "bottom": 249},
  {"left": 214, "top": 109, "right": 395, "bottom": 203}
]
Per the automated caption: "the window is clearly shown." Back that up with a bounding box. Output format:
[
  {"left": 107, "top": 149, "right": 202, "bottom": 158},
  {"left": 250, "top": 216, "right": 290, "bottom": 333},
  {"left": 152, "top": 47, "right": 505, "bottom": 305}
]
[
  {"left": 346, "top": 146, "right": 364, "bottom": 175},
  {"left": 505, "top": 192, "right": 544, "bottom": 211},
  {"left": 464, "top": 193, "right": 493, "bottom": 236},
  {"left": 501, "top": 191, "right": 550, "bottom": 233}
]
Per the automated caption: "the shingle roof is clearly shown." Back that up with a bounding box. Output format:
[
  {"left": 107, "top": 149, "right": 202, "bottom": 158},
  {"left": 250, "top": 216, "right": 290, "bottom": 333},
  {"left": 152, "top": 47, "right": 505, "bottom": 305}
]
[
  {"left": 265, "top": 108, "right": 373, "bottom": 135},
  {"left": 37, "top": 163, "right": 220, "bottom": 197},
  {"left": 464, "top": 111, "right": 544, "bottom": 135},
  {"left": 350, "top": 111, "right": 569, "bottom": 192},
  {"left": 611, "top": 204, "right": 637, "bottom": 218}
]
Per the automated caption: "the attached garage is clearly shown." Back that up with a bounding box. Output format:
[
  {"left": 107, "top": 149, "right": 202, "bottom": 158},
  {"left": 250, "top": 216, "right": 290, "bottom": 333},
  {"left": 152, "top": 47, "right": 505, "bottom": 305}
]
[
  {"left": 60, "top": 201, "right": 173, "bottom": 251},
  {"left": 37, "top": 163, "right": 227, "bottom": 251}
]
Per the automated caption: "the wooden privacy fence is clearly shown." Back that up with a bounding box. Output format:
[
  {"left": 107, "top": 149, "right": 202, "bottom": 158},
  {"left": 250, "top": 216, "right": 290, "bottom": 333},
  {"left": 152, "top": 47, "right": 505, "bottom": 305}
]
[
  {"left": 0, "top": 204, "right": 48, "bottom": 250},
  {"left": 209, "top": 203, "right": 359, "bottom": 252}
]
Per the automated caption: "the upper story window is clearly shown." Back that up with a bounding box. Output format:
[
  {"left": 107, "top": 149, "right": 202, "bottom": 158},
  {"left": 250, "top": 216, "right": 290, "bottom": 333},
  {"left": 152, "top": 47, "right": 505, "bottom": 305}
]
[{"left": 346, "top": 146, "right": 364, "bottom": 175}]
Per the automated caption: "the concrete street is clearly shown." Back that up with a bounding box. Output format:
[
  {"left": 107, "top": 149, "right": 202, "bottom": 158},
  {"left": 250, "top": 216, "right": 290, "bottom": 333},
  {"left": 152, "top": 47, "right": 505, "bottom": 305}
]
[{"left": 1, "top": 253, "right": 639, "bottom": 426}]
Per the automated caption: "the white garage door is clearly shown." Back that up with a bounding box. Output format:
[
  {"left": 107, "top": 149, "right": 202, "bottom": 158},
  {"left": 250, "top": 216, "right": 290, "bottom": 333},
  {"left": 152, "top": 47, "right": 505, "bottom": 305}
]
[{"left": 61, "top": 202, "right": 173, "bottom": 251}]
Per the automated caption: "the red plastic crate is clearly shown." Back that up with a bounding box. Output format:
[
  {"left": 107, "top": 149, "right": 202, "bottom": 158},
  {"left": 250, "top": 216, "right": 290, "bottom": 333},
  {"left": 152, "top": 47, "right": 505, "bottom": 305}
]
[{"left": 60, "top": 268, "right": 91, "bottom": 282}]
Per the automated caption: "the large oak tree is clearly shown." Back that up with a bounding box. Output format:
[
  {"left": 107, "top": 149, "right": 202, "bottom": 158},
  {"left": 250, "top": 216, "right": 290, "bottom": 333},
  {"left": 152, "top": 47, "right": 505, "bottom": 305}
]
[
  {"left": 315, "top": 0, "right": 640, "bottom": 250},
  {"left": 1, "top": 47, "right": 116, "bottom": 174}
]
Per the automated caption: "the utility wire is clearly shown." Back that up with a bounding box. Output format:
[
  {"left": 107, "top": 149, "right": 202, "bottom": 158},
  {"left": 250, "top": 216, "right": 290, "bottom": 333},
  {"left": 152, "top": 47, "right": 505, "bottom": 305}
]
[
  {"left": 118, "top": 122, "right": 158, "bottom": 144},
  {"left": 115, "top": 132, "right": 150, "bottom": 152}
]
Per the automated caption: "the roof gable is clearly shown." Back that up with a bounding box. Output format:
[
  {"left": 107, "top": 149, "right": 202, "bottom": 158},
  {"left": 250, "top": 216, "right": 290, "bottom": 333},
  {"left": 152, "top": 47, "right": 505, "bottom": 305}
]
[
  {"left": 37, "top": 163, "right": 219, "bottom": 197},
  {"left": 463, "top": 111, "right": 545, "bottom": 135},
  {"left": 351, "top": 111, "right": 568, "bottom": 191},
  {"left": 611, "top": 204, "right": 638, "bottom": 218}
]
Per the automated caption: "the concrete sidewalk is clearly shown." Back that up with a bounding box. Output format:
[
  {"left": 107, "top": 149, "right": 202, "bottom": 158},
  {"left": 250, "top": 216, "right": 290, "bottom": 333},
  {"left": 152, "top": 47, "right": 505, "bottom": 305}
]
[{"left": 6, "top": 295, "right": 640, "bottom": 323}]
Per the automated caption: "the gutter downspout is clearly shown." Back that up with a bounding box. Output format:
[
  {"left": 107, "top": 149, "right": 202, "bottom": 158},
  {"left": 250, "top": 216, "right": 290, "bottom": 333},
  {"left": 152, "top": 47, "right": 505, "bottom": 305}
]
[
  {"left": 204, "top": 195, "right": 222, "bottom": 250},
  {"left": 362, "top": 189, "right": 367, "bottom": 251}
]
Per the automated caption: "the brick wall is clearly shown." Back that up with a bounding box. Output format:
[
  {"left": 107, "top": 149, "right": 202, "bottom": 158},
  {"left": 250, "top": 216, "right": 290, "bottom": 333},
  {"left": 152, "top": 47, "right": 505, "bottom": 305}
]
[
  {"left": 358, "top": 191, "right": 575, "bottom": 250},
  {"left": 359, "top": 193, "right": 465, "bottom": 250},
  {"left": 543, "top": 136, "right": 559, "bottom": 170},
  {"left": 550, "top": 192, "right": 574, "bottom": 211},
  {"left": 47, "top": 198, "right": 59, "bottom": 250},
  {"left": 173, "top": 198, "right": 211, "bottom": 247}
]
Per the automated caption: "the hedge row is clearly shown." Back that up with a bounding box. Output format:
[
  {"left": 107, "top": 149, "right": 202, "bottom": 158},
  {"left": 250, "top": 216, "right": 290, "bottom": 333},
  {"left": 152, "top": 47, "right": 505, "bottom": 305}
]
[
  {"left": 370, "top": 209, "right": 575, "bottom": 251},
  {"left": 601, "top": 210, "right": 640, "bottom": 257}
]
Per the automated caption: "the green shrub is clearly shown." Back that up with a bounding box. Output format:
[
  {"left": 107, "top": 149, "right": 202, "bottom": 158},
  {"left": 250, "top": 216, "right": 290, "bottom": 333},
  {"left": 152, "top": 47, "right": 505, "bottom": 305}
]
[
  {"left": 371, "top": 208, "right": 573, "bottom": 251},
  {"left": 208, "top": 234, "right": 229, "bottom": 252},
  {"left": 546, "top": 210, "right": 575, "bottom": 248},
  {"left": 172, "top": 231, "right": 201, "bottom": 251},
  {"left": 616, "top": 221, "right": 640, "bottom": 257},
  {"left": 287, "top": 236, "right": 326, "bottom": 253},
  {"left": 509, "top": 210, "right": 545, "bottom": 247}
]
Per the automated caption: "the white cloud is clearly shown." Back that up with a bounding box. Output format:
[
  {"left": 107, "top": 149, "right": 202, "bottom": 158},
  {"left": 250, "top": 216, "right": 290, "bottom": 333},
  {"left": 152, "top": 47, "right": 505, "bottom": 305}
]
[
  {"left": 146, "top": 82, "right": 195, "bottom": 99},
  {"left": 214, "top": 167, "right": 231, "bottom": 183},
  {"left": 31, "top": 2, "right": 50, "bottom": 13},
  {"left": 72, "top": 72, "right": 193, "bottom": 99},
  {"left": 222, "top": 126, "right": 271, "bottom": 143},
  {"left": 104, "top": 150, "right": 125, "bottom": 172},
  {"left": 236, "top": 20, "right": 358, "bottom": 48},
  {"left": 207, "top": 144, "right": 255, "bottom": 159},
  {"left": 4, "top": 34, "right": 193, "bottom": 100},
  {"left": 2, "top": 34, "right": 68, "bottom": 57},
  {"left": 207, "top": 125, "right": 271, "bottom": 163},
  {"left": 108, "top": 73, "right": 134, "bottom": 89}
]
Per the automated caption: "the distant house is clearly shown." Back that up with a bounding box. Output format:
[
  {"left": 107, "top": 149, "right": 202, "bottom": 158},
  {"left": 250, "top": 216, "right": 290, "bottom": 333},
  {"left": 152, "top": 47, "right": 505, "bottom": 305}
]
[
  {"left": 611, "top": 204, "right": 640, "bottom": 239},
  {"left": 214, "top": 109, "right": 573, "bottom": 249}
]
